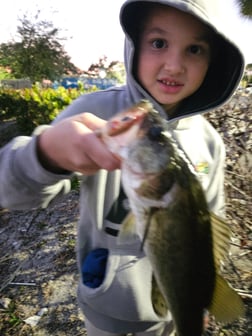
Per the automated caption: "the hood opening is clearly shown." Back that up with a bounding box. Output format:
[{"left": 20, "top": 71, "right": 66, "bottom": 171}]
[{"left": 120, "top": 1, "right": 245, "bottom": 116}]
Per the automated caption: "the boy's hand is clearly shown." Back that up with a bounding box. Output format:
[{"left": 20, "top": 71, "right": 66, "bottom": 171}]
[{"left": 37, "top": 113, "right": 121, "bottom": 175}]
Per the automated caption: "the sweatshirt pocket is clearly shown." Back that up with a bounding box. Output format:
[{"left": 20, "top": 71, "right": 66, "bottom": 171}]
[
  {"left": 78, "top": 248, "right": 166, "bottom": 322},
  {"left": 82, "top": 248, "right": 109, "bottom": 289}
]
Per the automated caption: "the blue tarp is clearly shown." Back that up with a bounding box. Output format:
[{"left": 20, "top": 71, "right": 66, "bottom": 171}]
[{"left": 53, "top": 77, "right": 117, "bottom": 90}]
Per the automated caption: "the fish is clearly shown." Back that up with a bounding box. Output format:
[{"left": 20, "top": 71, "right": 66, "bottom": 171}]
[{"left": 98, "top": 100, "right": 244, "bottom": 336}]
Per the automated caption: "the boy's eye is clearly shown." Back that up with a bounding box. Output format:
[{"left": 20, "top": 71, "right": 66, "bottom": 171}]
[
  {"left": 152, "top": 39, "right": 167, "bottom": 49},
  {"left": 189, "top": 45, "right": 202, "bottom": 54}
]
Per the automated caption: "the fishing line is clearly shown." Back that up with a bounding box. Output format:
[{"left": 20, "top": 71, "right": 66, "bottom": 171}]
[{"left": 140, "top": 207, "right": 158, "bottom": 251}]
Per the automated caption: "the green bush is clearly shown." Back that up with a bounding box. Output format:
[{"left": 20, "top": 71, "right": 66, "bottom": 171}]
[
  {"left": 0, "top": 89, "right": 21, "bottom": 122},
  {"left": 0, "top": 84, "right": 97, "bottom": 135}
]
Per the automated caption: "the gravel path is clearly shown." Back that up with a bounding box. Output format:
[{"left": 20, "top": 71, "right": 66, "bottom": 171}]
[{"left": 0, "top": 190, "right": 87, "bottom": 335}]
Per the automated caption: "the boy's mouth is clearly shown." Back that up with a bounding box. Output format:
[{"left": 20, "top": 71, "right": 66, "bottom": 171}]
[
  {"left": 157, "top": 79, "right": 184, "bottom": 94},
  {"left": 159, "top": 79, "right": 183, "bottom": 87}
]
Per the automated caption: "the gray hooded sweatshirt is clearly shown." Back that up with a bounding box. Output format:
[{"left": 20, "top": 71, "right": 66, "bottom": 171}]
[{"left": 0, "top": 0, "right": 244, "bottom": 333}]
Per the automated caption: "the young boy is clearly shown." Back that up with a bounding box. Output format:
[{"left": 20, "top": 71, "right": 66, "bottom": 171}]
[{"left": 0, "top": 1, "right": 244, "bottom": 335}]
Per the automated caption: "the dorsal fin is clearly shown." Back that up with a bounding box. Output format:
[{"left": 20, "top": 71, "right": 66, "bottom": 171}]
[
  {"left": 210, "top": 212, "right": 231, "bottom": 267},
  {"left": 209, "top": 212, "right": 245, "bottom": 321},
  {"left": 209, "top": 274, "right": 245, "bottom": 322}
]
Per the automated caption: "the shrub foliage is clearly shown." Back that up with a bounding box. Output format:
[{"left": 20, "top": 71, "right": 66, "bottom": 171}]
[{"left": 0, "top": 85, "right": 97, "bottom": 134}]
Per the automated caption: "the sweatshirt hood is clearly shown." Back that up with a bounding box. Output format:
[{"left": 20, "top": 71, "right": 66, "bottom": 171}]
[{"left": 120, "top": 0, "right": 245, "bottom": 120}]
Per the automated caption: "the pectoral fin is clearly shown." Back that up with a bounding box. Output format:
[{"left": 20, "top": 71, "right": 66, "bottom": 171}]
[
  {"left": 151, "top": 275, "right": 169, "bottom": 317},
  {"left": 117, "top": 212, "right": 139, "bottom": 244}
]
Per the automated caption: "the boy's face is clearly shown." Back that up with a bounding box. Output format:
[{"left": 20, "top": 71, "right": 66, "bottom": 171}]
[{"left": 137, "top": 6, "right": 211, "bottom": 114}]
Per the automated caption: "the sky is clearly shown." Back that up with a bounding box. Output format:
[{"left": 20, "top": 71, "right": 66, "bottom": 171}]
[{"left": 0, "top": 0, "right": 252, "bottom": 70}]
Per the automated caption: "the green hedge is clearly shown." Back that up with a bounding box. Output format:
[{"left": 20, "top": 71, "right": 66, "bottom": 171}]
[{"left": 0, "top": 84, "right": 97, "bottom": 135}]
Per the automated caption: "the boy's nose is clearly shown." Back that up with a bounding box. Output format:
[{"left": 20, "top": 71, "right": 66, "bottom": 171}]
[{"left": 163, "top": 51, "right": 185, "bottom": 75}]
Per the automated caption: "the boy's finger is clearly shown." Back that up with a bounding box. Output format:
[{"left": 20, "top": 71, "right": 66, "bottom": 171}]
[{"left": 75, "top": 112, "right": 107, "bottom": 130}]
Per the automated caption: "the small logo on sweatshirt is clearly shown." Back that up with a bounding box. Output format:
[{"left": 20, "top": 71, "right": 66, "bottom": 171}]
[{"left": 194, "top": 161, "right": 209, "bottom": 174}]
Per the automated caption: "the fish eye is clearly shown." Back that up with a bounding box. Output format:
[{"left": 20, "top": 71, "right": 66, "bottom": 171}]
[
  {"left": 121, "top": 116, "right": 132, "bottom": 122},
  {"left": 148, "top": 126, "right": 164, "bottom": 141}
]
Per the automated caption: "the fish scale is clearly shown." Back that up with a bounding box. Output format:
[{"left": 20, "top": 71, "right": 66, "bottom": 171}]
[{"left": 99, "top": 100, "right": 244, "bottom": 336}]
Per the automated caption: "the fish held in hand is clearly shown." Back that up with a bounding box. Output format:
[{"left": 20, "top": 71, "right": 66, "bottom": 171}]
[{"left": 99, "top": 100, "right": 244, "bottom": 336}]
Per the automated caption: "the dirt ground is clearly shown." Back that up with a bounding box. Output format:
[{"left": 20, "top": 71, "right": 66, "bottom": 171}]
[
  {"left": 0, "top": 91, "right": 251, "bottom": 335},
  {"left": 0, "top": 191, "right": 86, "bottom": 335}
]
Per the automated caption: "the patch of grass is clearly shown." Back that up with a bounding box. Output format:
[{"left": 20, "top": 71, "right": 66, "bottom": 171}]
[
  {"left": 1, "top": 300, "right": 23, "bottom": 328},
  {"left": 67, "top": 238, "right": 76, "bottom": 248},
  {"left": 71, "top": 176, "right": 80, "bottom": 191}
]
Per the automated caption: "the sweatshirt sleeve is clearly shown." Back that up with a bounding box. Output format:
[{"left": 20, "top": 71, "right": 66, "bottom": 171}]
[
  {"left": 205, "top": 133, "right": 226, "bottom": 218},
  {"left": 0, "top": 130, "right": 72, "bottom": 210},
  {"left": 194, "top": 116, "right": 226, "bottom": 218},
  {"left": 173, "top": 115, "right": 226, "bottom": 218}
]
